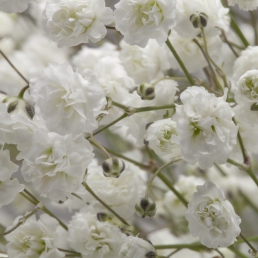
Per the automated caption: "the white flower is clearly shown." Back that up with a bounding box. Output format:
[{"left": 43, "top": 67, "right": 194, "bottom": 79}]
[
  {"left": 174, "top": 0, "right": 230, "bottom": 39},
  {"left": 0, "top": 102, "right": 14, "bottom": 144},
  {"left": 235, "top": 69, "right": 258, "bottom": 105},
  {"left": 233, "top": 46, "right": 258, "bottom": 83},
  {"left": 185, "top": 181, "right": 241, "bottom": 248},
  {"left": 5, "top": 214, "right": 64, "bottom": 258},
  {"left": 145, "top": 118, "right": 180, "bottom": 157},
  {"left": 19, "top": 129, "right": 94, "bottom": 201},
  {"left": 0, "top": 0, "right": 35, "bottom": 13},
  {"left": 119, "top": 40, "right": 170, "bottom": 84},
  {"left": 164, "top": 175, "right": 204, "bottom": 217},
  {"left": 114, "top": 0, "right": 177, "bottom": 48},
  {"left": 0, "top": 148, "right": 24, "bottom": 208},
  {"left": 119, "top": 236, "right": 156, "bottom": 258},
  {"left": 43, "top": 0, "right": 114, "bottom": 47},
  {"left": 227, "top": 0, "right": 258, "bottom": 11},
  {"left": 30, "top": 63, "right": 106, "bottom": 135},
  {"left": 174, "top": 86, "right": 238, "bottom": 169},
  {"left": 68, "top": 212, "right": 125, "bottom": 258}
]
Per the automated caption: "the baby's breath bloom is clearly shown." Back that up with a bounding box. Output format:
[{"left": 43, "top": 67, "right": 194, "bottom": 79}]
[
  {"left": 174, "top": 86, "right": 238, "bottom": 169},
  {"left": 185, "top": 181, "right": 241, "bottom": 248},
  {"left": 19, "top": 129, "right": 94, "bottom": 201},
  {"left": 43, "top": 0, "right": 114, "bottom": 47},
  {"left": 114, "top": 0, "right": 177, "bottom": 47},
  {"left": 227, "top": 0, "right": 258, "bottom": 11},
  {"left": 30, "top": 63, "right": 106, "bottom": 135},
  {"left": 145, "top": 118, "right": 180, "bottom": 158},
  {"left": 235, "top": 69, "right": 258, "bottom": 105},
  {"left": 5, "top": 214, "right": 64, "bottom": 258},
  {"left": 68, "top": 212, "right": 125, "bottom": 258}
]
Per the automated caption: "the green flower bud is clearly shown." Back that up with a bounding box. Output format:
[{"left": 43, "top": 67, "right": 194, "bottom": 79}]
[
  {"left": 146, "top": 251, "right": 157, "bottom": 258},
  {"left": 3, "top": 96, "right": 35, "bottom": 119},
  {"left": 97, "top": 212, "right": 112, "bottom": 222},
  {"left": 190, "top": 12, "right": 208, "bottom": 28},
  {"left": 137, "top": 83, "right": 155, "bottom": 100},
  {"left": 135, "top": 198, "right": 156, "bottom": 218},
  {"left": 102, "top": 157, "right": 125, "bottom": 178}
]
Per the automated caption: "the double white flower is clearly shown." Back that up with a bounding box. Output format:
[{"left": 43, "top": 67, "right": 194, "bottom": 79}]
[
  {"left": 174, "top": 86, "right": 238, "bottom": 169},
  {"left": 185, "top": 182, "right": 241, "bottom": 248},
  {"left": 114, "top": 0, "right": 177, "bottom": 47},
  {"left": 43, "top": 0, "right": 114, "bottom": 47}
]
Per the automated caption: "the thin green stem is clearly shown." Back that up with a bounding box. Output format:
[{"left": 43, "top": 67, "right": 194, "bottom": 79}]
[
  {"left": 227, "top": 159, "right": 258, "bottom": 187},
  {"left": 240, "top": 233, "right": 257, "bottom": 254},
  {"left": 112, "top": 101, "right": 175, "bottom": 114},
  {"left": 200, "top": 28, "right": 228, "bottom": 91},
  {"left": 17, "top": 85, "right": 29, "bottom": 98},
  {"left": 219, "top": 29, "right": 239, "bottom": 57},
  {"left": 214, "top": 163, "right": 227, "bottom": 177},
  {"left": 87, "top": 113, "right": 128, "bottom": 139},
  {"left": 0, "top": 50, "right": 29, "bottom": 84},
  {"left": 89, "top": 134, "right": 110, "bottom": 158},
  {"left": 157, "top": 173, "right": 188, "bottom": 207},
  {"left": 165, "top": 39, "right": 195, "bottom": 85},
  {"left": 21, "top": 189, "right": 68, "bottom": 231},
  {"left": 215, "top": 248, "right": 225, "bottom": 258},
  {"left": 230, "top": 15, "right": 249, "bottom": 48},
  {"left": 83, "top": 182, "right": 129, "bottom": 226},
  {"left": 233, "top": 118, "right": 250, "bottom": 165},
  {"left": 250, "top": 10, "right": 258, "bottom": 45},
  {"left": 0, "top": 203, "right": 42, "bottom": 236},
  {"left": 228, "top": 246, "right": 248, "bottom": 258},
  {"left": 58, "top": 248, "right": 81, "bottom": 255},
  {"left": 145, "top": 160, "right": 177, "bottom": 198}
]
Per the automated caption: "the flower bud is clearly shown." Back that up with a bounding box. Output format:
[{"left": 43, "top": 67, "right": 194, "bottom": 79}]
[
  {"left": 97, "top": 212, "right": 112, "bottom": 222},
  {"left": 146, "top": 251, "right": 157, "bottom": 258},
  {"left": 190, "top": 12, "right": 208, "bottom": 28},
  {"left": 135, "top": 198, "right": 156, "bottom": 218},
  {"left": 3, "top": 97, "right": 35, "bottom": 119},
  {"left": 137, "top": 83, "right": 155, "bottom": 100},
  {"left": 102, "top": 157, "right": 125, "bottom": 178}
]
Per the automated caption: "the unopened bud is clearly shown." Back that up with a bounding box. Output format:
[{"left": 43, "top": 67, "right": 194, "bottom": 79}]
[
  {"left": 137, "top": 83, "right": 155, "bottom": 100},
  {"left": 97, "top": 212, "right": 111, "bottom": 222},
  {"left": 102, "top": 157, "right": 125, "bottom": 178},
  {"left": 3, "top": 97, "right": 35, "bottom": 119},
  {"left": 190, "top": 12, "right": 208, "bottom": 28},
  {"left": 146, "top": 251, "right": 157, "bottom": 258},
  {"left": 135, "top": 198, "right": 156, "bottom": 218}
]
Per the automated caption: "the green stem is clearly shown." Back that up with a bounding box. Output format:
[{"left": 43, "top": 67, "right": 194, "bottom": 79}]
[
  {"left": 240, "top": 233, "right": 257, "bottom": 254},
  {"left": 112, "top": 101, "right": 175, "bottom": 114},
  {"left": 230, "top": 15, "right": 249, "bottom": 48},
  {"left": 220, "top": 29, "right": 239, "bottom": 57},
  {"left": 83, "top": 182, "right": 129, "bottom": 226},
  {"left": 250, "top": 11, "right": 258, "bottom": 45},
  {"left": 214, "top": 163, "right": 227, "bottom": 177},
  {"left": 18, "top": 85, "right": 29, "bottom": 98},
  {"left": 88, "top": 113, "right": 128, "bottom": 139},
  {"left": 228, "top": 246, "right": 248, "bottom": 258},
  {"left": 21, "top": 189, "right": 68, "bottom": 231},
  {"left": 58, "top": 248, "right": 81, "bottom": 255},
  {"left": 145, "top": 160, "right": 177, "bottom": 198},
  {"left": 233, "top": 118, "right": 250, "bottom": 165},
  {"left": 157, "top": 173, "right": 188, "bottom": 207},
  {"left": 89, "top": 134, "right": 110, "bottom": 158},
  {"left": 215, "top": 248, "right": 225, "bottom": 258},
  {"left": 0, "top": 49, "right": 29, "bottom": 84},
  {"left": 165, "top": 39, "right": 195, "bottom": 85}
]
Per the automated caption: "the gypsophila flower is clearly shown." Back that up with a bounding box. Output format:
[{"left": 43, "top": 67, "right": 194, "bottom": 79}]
[
  {"left": 30, "top": 63, "right": 107, "bottom": 135},
  {"left": 5, "top": 214, "right": 64, "bottom": 258},
  {"left": 227, "top": 0, "right": 258, "bottom": 11},
  {"left": 68, "top": 212, "right": 126, "bottom": 258},
  {"left": 114, "top": 0, "right": 177, "bottom": 48},
  {"left": 185, "top": 181, "right": 241, "bottom": 248},
  {"left": 235, "top": 69, "right": 258, "bottom": 105},
  {"left": 0, "top": 0, "right": 35, "bottom": 13},
  {"left": 18, "top": 129, "right": 94, "bottom": 201},
  {"left": 174, "top": 86, "right": 238, "bottom": 169},
  {"left": 0, "top": 148, "right": 24, "bottom": 208},
  {"left": 42, "top": 0, "right": 114, "bottom": 47},
  {"left": 119, "top": 236, "right": 156, "bottom": 258},
  {"left": 144, "top": 118, "right": 180, "bottom": 158}
]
